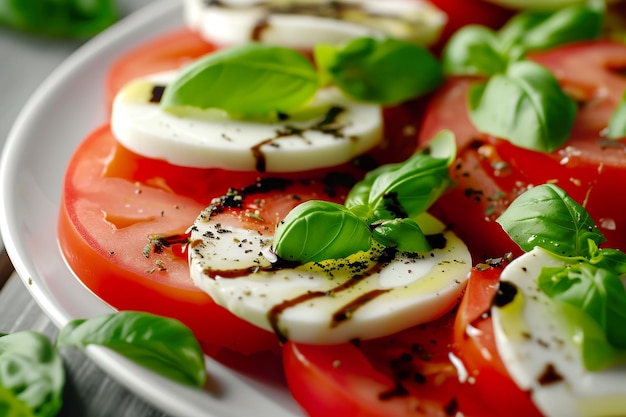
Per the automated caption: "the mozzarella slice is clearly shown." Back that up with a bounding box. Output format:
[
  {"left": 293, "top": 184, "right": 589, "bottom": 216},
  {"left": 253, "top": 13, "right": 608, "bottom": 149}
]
[
  {"left": 189, "top": 211, "right": 471, "bottom": 345},
  {"left": 183, "top": 0, "right": 446, "bottom": 49},
  {"left": 111, "top": 71, "right": 382, "bottom": 172},
  {"left": 492, "top": 247, "right": 626, "bottom": 417}
]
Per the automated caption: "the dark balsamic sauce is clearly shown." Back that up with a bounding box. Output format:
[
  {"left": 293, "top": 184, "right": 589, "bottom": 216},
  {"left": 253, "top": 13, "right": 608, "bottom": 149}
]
[
  {"left": 267, "top": 255, "right": 393, "bottom": 344},
  {"left": 250, "top": 105, "right": 347, "bottom": 173},
  {"left": 149, "top": 85, "right": 166, "bottom": 103},
  {"left": 493, "top": 280, "right": 518, "bottom": 308}
]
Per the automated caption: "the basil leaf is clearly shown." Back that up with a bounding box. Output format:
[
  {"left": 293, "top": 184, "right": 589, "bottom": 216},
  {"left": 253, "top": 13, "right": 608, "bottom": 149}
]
[
  {"left": 607, "top": 89, "right": 626, "bottom": 139},
  {"left": 161, "top": 43, "right": 318, "bottom": 117},
  {"left": 498, "top": 2, "right": 604, "bottom": 56},
  {"left": 0, "top": 332, "right": 64, "bottom": 417},
  {"left": 538, "top": 262, "right": 626, "bottom": 349},
  {"left": 552, "top": 300, "right": 626, "bottom": 371},
  {"left": 0, "top": 0, "right": 118, "bottom": 38},
  {"left": 468, "top": 60, "right": 577, "bottom": 152},
  {"left": 371, "top": 218, "right": 430, "bottom": 252},
  {"left": 345, "top": 130, "right": 456, "bottom": 222},
  {"left": 314, "top": 37, "right": 443, "bottom": 105},
  {"left": 442, "top": 25, "right": 508, "bottom": 77},
  {"left": 273, "top": 201, "right": 372, "bottom": 263},
  {"left": 496, "top": 184, "right": 605, "bottom": 257},
  {"left": 58, "top": 312, "right": 206, "bottom": 387},
  {"left": 0, "top": 385, "right": 35, "bottom": 417}
]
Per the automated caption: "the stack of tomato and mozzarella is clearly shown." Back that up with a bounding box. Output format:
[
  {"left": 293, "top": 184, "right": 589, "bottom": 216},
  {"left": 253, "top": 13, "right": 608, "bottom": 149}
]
[{"left": 58, "top": 1, "right": 626, "bottom": 416}]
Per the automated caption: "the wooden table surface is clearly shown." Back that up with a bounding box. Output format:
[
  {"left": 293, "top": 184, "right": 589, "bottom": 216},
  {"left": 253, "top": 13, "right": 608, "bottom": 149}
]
[{"left": 0, "top": 2, "right": 172, "bottom": 415}]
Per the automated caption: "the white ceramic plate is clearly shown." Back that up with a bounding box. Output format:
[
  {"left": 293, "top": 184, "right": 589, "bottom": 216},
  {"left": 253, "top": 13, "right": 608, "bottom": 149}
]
[{"left": 0, "top": 1, "right": 303, "bottom": 416}]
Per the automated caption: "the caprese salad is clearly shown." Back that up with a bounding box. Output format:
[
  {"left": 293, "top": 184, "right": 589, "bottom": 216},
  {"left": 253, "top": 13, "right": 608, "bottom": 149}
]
[{"left": 57, "top": 1, "right": 626, "bottom": 416}]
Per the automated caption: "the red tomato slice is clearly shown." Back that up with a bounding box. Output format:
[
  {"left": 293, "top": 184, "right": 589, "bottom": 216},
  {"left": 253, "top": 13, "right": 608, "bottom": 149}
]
[
  {"left": 453, "top": 265, "right": 543, "bottom": 417},
  {"left": 284, "top": 309, "right": 536, "bottom": 417},
  {"left": 420, "top": 41, "right": 626, "bottom": 259},
  {"left": 59, "top": 126, "right": 283, "bottom": 355}
]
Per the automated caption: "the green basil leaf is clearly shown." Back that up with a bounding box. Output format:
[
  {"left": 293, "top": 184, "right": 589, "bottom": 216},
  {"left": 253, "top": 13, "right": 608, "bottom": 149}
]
[
  {"left": 0, "top": 385, "right": 35, "bottom": 417},
  {"left": 498, "top": 2, "right": 604, "bottom": 56},
  {"left": 371, "top": 218, "right": 430, "bottom": 252},
  {"left": 0, "top": 332, "right": 64, "bottom": 417},
  {"left": 348, "top": 130, "right": 456, "bottom": 222},
  {"left": 161, "top": 43, "right": 318, "bottom": 117},
  {"left": 58, "top": 312, "right": 206, "bottom": 387},
  {"left": 551, "top": 300, "right": 626, "bottom": 371},
  {"left": 468, "top": 60, "right": 577, "bottom": 152},
  {"left": 607, "top": 89, "right": 626, "bottom": 139},
  {"left": 0, "top": 0, "right": 118, "bottom": 38},
  {"left": 273, "top": 201, "right": 372, "bottom": 263},
  {"left": 314, "top": 37, "right": 443, "bottom": 105},
  {"left": 538, "top": 262, "right": 626, "bottom": 349},
  {"left": 496, "top": 184, "right": 605, "bottom": 257},
  {"left": 442, "top": 25, "right": 508, "bottom": 77}
]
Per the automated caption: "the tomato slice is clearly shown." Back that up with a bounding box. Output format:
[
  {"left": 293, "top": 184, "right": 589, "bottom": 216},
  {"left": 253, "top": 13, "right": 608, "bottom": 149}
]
[
  {"left": 284, "top": 307, "right": 538, "bottom": 417},
  {"left": 452, "top": 265, "right": 543, "bottom": 417},
  {"left": 420, "top": 41, "right": 626, "bottom": 259},
  {"left": 58, "top": 126, "right": 281, "bottom": 355},
  {"left": 105, "top": 28, "right": 216, "bottom": 109}
]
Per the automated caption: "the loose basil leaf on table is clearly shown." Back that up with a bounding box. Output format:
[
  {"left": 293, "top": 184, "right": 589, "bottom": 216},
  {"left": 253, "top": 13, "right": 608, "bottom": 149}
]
[
  {"left": 314, "top": 37, "right": 443, "bottom": 105},
  {"left": 496, "top": 183, "right": 604, "bottom": 257},
  {"left": 58, "top": 311, "right": 206, "bottom": 387},
  {"left": 0, "top": 385, "right": 36, "bottom": 417},
  {"left": 468, "top": 60, "right": 577, "bottom": 152},
  {"left": 0, "top": 331, "right": 64, "bottom": 417},
  {"left": 0, "top": 0, "right": 118, "bottom": 38},
  {"left": 607, "top": 89, "right": 626, "bottom": 139},
  {"left": 161, "top": 43, "right": 319, "bottom": 118}
]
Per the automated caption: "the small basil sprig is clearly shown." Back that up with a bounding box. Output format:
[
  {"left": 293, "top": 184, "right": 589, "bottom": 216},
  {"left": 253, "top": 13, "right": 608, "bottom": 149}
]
[
  {"left": 0, "top": 332, "right": 64, "bottom": 417},
  {"left": 607, "top": 89, "right": 626, "bottom": 139},
  {"left": 498, "top": 2, "right": 604, "bottom": 60},
  {"left": 273, "top": 130, "right": 456, "bottom": 264},
  {"left": 58, "top": 311, "right": 206, "bottom": 387},
  {"left": 314, "top": 37, "right": 443, "bottom": 105},
  {"left": 161, "top": 43, "right": 319, "bottom": 118},
  {"left": 443, "top": 3, "right": 602, "bottom": 153},
  {"left": 0, "top": 0, "right": 118, "bottom": 38},
  {"left": 443, "top": 2, "right": 604, "bottom": 77},
  {"left": 468, "top": 61, "right": 577, "bottom": 152},
  {"left": 497, "top": 183, "right": 626, "bottom": 370}
]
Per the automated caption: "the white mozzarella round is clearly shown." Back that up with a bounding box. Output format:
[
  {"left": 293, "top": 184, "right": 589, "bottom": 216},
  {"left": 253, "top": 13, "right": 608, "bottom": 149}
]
[
  {"left": 492, "top": 247, "right": 626, "bottom": 417},
  {"left": 183, "top": 0, "right": 446, "bottom": 48},
  {"left": 189, "top": 211, "right": 471, "bottom": 345},
  {"left": 110, "top": 71, "right": 383, "bottom": 172}
]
